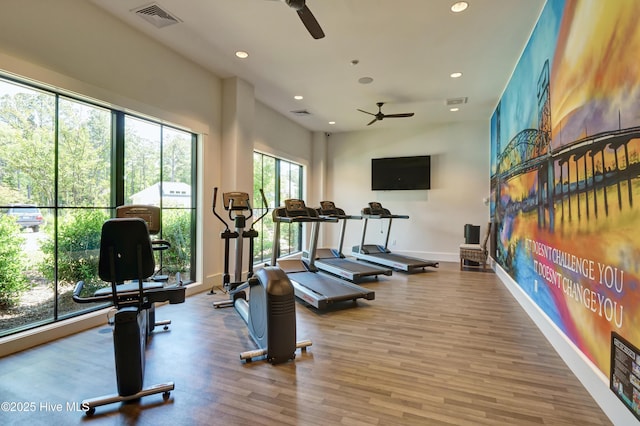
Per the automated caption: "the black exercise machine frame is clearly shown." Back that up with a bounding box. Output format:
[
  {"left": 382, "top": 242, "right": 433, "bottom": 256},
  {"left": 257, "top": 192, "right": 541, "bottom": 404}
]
[
  {"left": 210, "top": 188, "right": 311, "bottom": 363},
  {"left": 72, "top": 216, "right": 185, "bottom": 415}
]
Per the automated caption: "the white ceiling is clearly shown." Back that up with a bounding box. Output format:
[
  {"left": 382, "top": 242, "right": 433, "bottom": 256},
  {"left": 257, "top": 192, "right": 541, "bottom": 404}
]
[{"left": 89, "top": 0, "right": 545, "bottom": 133}]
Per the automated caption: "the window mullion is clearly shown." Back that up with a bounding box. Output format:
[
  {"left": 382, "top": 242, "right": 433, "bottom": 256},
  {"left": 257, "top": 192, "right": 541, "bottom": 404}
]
[{"left": 113, "top": 111, "right": 125, "bottom": 208}]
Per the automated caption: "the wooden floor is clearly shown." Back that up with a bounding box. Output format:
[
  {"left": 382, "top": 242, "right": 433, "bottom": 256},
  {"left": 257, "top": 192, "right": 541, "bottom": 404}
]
[{"left": 0, "top": 262, "right": 612, "bottom": 425}]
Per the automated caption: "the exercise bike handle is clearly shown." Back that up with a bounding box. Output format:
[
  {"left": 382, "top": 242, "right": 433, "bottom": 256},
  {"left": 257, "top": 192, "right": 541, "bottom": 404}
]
[
  {"left": 72, "top": 280, "right": 139, "bottom": 305},
  {"left": 72, "top": 280, "right": 113, "bottom": 304},
  {"left": 73, "top": 280, "right": 186, "bottom": 305}
]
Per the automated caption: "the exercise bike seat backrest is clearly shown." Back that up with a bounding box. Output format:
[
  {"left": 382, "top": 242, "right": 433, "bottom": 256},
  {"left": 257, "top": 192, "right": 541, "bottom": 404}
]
[
  {"left": 99, "top": 218, "right": 155, "bottom": 285},
  {"left": 74, "top": 218, "right": 185, "bottom": 308}
]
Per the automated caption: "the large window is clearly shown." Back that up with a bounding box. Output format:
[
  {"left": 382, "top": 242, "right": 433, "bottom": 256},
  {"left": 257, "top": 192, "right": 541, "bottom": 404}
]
[
  {"left": 124, "top": 117, "right": 195, "bottom": 280},
  {"left": 253, "top": 152, "right": 303, "bottom": 264},
  {"left": 0, "top": 76, "right": 196, "bottom": 337}
]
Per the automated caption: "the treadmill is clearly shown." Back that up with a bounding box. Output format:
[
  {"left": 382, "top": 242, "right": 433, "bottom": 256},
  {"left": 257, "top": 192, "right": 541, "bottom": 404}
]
[
  {"left": 351, "top": 201, "right": 439, "bottom": 272},
  {"left": 271, "top": 199, "right": 375, "bottom": 309},
  {"left": 302, "top": 201, "right": 392, "bottom": 282}
]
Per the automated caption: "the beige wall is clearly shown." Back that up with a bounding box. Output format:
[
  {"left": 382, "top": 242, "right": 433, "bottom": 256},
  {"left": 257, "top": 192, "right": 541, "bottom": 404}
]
[
  {"left": 327, "top": 120, "right": 490, "bottom": 261},
  {"left": 254, "top": 100, "right": 313, "bottom": 170}
]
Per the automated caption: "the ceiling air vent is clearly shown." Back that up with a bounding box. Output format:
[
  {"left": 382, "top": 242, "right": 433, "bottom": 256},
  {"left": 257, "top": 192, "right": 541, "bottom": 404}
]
[
  {"left": 290, "top": 110, "right": 311, "bottom": 117},
  {"left": 132, "top": 3, "right": 182, "bottom": 28},
  {"left": 445, "top": 97, "right": 468, "bottom": 106}
]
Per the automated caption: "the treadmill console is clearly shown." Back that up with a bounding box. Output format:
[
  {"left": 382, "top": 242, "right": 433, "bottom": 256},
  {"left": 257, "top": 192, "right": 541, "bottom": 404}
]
[
  {"left": 284, "top": 199, "right": 310, "bottom": 217},
  {"left": 285, "top": 198, "right": 305, "bottom": 210},
  {"left": 223, "top": 192, "right": 250, "bottom": 211},
  {"left": 319, "top": 201, "right": 336, "bottom": 211},
  {"left": 368, "top": 202, "right": 385, "bottom": 215},
  {"left": 317, "top": 201, "right": 341, "bottom": 216}
]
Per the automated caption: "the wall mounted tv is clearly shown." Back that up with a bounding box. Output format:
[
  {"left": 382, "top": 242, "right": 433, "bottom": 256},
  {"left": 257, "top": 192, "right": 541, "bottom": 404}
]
[{"left": 371, "top": 155, "right": 431, "bottom": 191}]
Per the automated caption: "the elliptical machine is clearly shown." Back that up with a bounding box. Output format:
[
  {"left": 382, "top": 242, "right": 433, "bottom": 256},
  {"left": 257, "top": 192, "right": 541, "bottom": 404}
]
[{"left": 211, "top": 188, "right": 311, "bottom": 363}]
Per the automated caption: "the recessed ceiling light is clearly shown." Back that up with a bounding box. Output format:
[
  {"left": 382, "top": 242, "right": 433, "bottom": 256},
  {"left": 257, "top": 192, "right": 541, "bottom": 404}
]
[
  {"left": 450, "top": 107, "right": 460, "bottom": 112},
  {"left": 450, "top": 72, "right": 463, "bottom": 78},
  {"left": 235, "top": 51, "right": 249, "bottom": 59},
  {"left": 294, "top": 95, "right": 304, "bottom": 100},
  {"left": 358, "top": 76, "right": 374, "bottom": 84},
  {"left": 451, "top": 1, "right": 468, "bottom": 13},
  {"left": 329, "top": 121, "right": 336, "bottom": 125}
]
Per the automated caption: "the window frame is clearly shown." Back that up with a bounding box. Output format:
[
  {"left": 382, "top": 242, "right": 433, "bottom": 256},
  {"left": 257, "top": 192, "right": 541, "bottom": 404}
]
[
  {"left": 253, "top": 151, "right": 303, "bottom": 264},
  {"left": 0, "top": 74, "right": 197, "bottom": 337}
]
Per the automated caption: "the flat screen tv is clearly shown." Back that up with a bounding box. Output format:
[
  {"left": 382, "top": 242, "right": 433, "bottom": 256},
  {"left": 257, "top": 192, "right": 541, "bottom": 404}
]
[{"left": 371, "top": 155, "right": 431, "bottom": 190}]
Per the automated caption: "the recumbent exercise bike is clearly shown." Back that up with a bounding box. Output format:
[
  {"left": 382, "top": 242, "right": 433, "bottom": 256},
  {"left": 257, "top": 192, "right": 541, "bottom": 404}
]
[{"left": 73, "top": 206, "right": 185, "bottom": 415}]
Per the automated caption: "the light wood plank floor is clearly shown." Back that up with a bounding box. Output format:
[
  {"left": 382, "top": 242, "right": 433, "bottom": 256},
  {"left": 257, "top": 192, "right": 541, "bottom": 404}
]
[{"left": 0, "top": 262, "right": 612, "bottom": 425}]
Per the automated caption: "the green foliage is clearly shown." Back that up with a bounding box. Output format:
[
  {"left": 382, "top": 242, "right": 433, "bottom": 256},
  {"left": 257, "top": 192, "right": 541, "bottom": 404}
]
[
  {"left": 253, "top": 153, "right": 276, "bottom": 262},
  {"left": 0, "top": 92, "right": 112, "bottom": 208},
  {"left": 40, "top": 210, "right": 108, "bottom": 285},
  {"left": 57, "top": 101, "right": 111, "bottom": 207},
  {"left": 0, "top": 215, "right": 28, "bottom": 307},
  {"left": 252, "top": 152, "right": 303, "bottom": 262},
  {"left": 0, "top": 186, "right": 26, "bottom": 206},
  {"left": 162, "top": 210, "right": 191, "bottom": 273},
  {"left": 0, "top": 91, "right": 56, "bottom": 207}
]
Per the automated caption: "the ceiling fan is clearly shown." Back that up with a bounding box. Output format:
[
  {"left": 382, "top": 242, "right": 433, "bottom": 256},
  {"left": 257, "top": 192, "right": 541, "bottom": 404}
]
[
  {"left": 271, "top": 0, "right": 325, "bottom": 39},
  {"left": 358, "top": 102, "right": 415, "bottom": 126}
]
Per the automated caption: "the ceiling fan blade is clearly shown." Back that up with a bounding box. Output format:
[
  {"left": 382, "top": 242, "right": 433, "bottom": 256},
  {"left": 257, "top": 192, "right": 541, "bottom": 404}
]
[
  {"left": 360, "top": 103, "right": 413, "bottom": 126},
  {"left": 357, "top": 109, "right": 376, "bottom": 116},
  {"left": 297, "top": 5, "right": 325, "bottom": 39},
  {"left": 383, "top": 113, "right": 415, "bottom": 118}
]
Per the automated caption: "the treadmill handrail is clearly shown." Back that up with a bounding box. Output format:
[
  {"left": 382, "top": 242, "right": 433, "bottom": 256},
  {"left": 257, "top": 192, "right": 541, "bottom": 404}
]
[
  {"left": 275, "top": 216, "right": 337, "bottom": 224},
  {"left": 362, "top": 213, "right": 409, "bottom": 219},
  {"left": 317, "top": 215, "right": 340, "bottom": 222},
  {"left": 358, "top": 202, "right": 411, "bottom": 252},
  {"left": 321, "top": 213, "right": 362, "bottom": 220}
]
